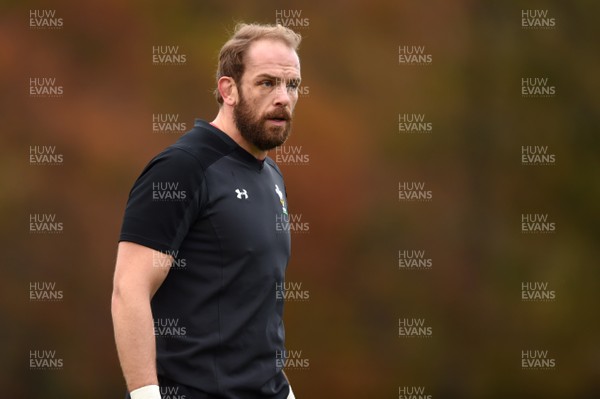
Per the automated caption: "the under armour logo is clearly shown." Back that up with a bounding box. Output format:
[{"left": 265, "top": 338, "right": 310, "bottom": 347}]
[
  {"left": 275, "top": 184, "right": 288, "bottom": 214},
  {"left": 235, "top": 189, "right": 248, "bottom": 199}
]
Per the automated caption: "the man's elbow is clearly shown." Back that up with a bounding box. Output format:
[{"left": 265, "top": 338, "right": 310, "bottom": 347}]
[
  {"left": 111, "top": 276, "right": 153, "bottom": 318},
  {"left": 111, "top": 276, "right": 133, "bottom": 318},
  {"left": 111, "top": 283, "right": 124, "bottom": 320}
]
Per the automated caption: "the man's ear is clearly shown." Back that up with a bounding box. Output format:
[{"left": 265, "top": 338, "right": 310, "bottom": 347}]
[{"left": 217, "top": 77, "right": 239, "bottom": 106}]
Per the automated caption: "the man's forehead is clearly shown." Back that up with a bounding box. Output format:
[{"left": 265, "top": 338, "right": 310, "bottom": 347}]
[{"left": 245, "top": 39, "right": 300, "bottom": 76}]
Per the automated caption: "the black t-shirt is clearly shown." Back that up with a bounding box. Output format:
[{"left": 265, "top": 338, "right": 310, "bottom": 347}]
[{"left": 120, "top": 119, "right": 291, "bottom": 398}]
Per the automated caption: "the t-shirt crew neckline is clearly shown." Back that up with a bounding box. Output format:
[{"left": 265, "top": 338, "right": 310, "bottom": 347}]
[{"left": 198, "top": 119, "right": 266, "bottom": 170}]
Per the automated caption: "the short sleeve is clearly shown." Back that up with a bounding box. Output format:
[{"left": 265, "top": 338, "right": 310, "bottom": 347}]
[{"left": 119, "top": 147, "right": 204, "bottom": 253}]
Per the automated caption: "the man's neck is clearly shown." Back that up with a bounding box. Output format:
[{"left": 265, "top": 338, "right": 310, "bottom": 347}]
[{"left": 211, "top": 110, "right": 267, "bottom": 161}]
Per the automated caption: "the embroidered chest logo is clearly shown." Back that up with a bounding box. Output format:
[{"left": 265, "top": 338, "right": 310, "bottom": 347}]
[
  {"left": 235, "top": 189, "right": 248, "bottom": 199},
  {"left": 275, "top": 185, "right": 288, "bottom": 215}
]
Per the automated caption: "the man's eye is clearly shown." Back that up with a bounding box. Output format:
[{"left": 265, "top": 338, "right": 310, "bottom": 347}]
[
  {"left": 287, "top": 81, "right": 299, "bottom": 90},
  {"left": 260, "top": 80, "right": 274, "bottom": 87}
]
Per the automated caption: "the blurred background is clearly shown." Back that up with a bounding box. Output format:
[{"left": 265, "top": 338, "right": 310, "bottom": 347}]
[{"left": 1, "top": 0, "right": 599, "bottom": 397}]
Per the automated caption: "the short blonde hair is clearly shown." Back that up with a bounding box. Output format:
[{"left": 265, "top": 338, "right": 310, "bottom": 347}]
[{"left": 214, "top": 23, "right": 302, "bottom": 104}]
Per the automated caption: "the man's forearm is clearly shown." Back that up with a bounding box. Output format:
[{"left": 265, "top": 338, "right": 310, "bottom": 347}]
[{"left": 112, "top": 292, "right": 158, "bottom": 392}]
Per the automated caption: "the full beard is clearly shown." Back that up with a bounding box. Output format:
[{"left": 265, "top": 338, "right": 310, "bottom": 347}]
[{"left": 233, "top": 93, "right": 292, "bottom": 152}]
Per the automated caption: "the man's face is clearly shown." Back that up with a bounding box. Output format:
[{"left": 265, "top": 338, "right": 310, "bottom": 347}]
[{"left": 233, "top": 39, "right": 301, "bottom": 152}]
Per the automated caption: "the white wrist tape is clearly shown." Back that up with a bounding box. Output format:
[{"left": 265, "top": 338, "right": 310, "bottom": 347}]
[
  {"left": 130, "top": 385, "right": 161, "bottom": 399},
  {"left": 287, "top": 385, "right": 296, "bottom": 399}
]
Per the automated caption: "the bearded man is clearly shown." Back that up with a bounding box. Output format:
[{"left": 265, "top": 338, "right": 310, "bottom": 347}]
[{"left": 111, "top": 23, "right": 302, "bottom": 399}]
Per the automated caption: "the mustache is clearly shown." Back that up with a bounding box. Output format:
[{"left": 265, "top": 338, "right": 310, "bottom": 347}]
[{"left": 264, "top": 109, "right": 292, "bottom": 121}]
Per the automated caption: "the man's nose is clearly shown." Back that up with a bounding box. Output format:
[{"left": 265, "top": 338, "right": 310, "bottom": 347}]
[{"left": 273, "top": 81, "right": 292, "bottom": 107}]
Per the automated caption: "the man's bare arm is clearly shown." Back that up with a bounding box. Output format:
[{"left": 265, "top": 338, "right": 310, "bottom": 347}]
[{"left": 111, "top": 241, "right": 172, "bottom": 392}]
